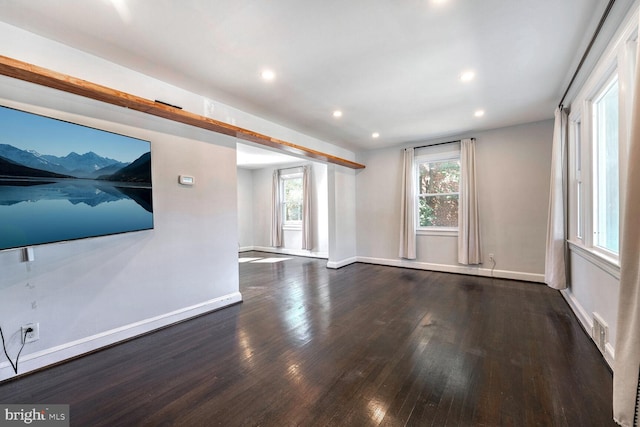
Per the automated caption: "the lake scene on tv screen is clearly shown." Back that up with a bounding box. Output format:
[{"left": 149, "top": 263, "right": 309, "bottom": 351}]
[{"left": 0, "top": 105, "right": 153, "bottom": 251}]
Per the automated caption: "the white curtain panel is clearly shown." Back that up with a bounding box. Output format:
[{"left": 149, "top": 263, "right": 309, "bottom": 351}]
[
  {"left": 544, "top": 108, "right": 568, "bottom": 290},
  {"left": 399, "top": 147, "right": 416, "bottom": 259},
  {"left": 614, "top": 24, "right": 640, "bottom": 427},
  {"left": 458, "top": 138, "right": 481, "bottom": 265},
  {"left": 270, "top": 170, "right": 282, "bottom": 247},
  {"left": 302, "top": 165, "right": 312, "bottom": 250}
]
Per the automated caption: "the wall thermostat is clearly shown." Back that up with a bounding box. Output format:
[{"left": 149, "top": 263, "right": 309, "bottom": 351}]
[{"left": 178, "top": 175, "right": 195, "bottom": 186}]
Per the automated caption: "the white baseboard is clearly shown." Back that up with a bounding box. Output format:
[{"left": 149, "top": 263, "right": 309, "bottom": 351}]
[
  {"left": 604, "top": 342, "right": 615, "bottom": 368},
  {"left": 561, "top": 289, "right": 592, "bottom": 332},
  {"left": 356, "top": 256, "right": 544, "bottom": 283},
  {"left": 327, "top": 256, "right": 358, "bottom": 269},
  {"left": 560, "top": 289, "right": 615, "bottom": 368},
  {"left": 0, "top": 292, "right": 243, "bottom": 382},
  {"left": 243, "top": 245, "right": 328, "bottom": 259}
]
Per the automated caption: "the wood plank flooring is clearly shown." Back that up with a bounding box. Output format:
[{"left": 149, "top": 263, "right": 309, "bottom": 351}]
[{"left": 0, "top": 252, "right": 616, "bottom": 426}]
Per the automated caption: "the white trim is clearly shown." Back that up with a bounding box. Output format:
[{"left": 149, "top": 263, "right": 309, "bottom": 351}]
[
  {"left": 0, "top": 292, "right": 243, "bottom": 381},
  {"left": 568, "top": 240, "right": 620, "bottom": 279},
  {"left": 282, "top": 224, "right": 302, "bottom": 231},
  {"left": 604, "top": 342, "right": 616, "bottom": 368},
  {"left": 327, "top": 257, "right": 358, "bottom": 269},
  {"left": 280, "top": 169, "right": 304, "bottom": 179},
  {"left": 416, "top": 228, "right": 458, "bottom": 237},
  {"left": 567, "top": 2, "right": 640, "bottom": 270},
  {"left": 240, "top": 251, "right": 543, "bottom": 282},
  {"left": 560, "top": 289, "right": 615, "bottom": 368},
  {"left": 245, "top": 245, "right": 328, "bottom": 259},
  {"left": 355, "top": 256, "right": 544, "bottom": 283},
  {"left": 415, "top": 151, "right": 461, "bottom": 231},
  {"left": 568, "top": 113, "right": 584, "bottom": 243},
  {"left": 281, "top": 172, "right": 303, "bottom": 227},
  {"left": 561, "top": 288, "right": 593, "bottom": 334},
  {"left": 590, "top": 72, "right": 621, "bottom": 261}
]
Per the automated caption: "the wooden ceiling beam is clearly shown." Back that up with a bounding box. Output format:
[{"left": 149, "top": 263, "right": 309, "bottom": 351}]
[{"left": 0, "top": 55, "right": 365, "bottom": 170}]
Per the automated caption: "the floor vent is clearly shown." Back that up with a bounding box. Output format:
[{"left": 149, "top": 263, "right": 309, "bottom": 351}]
[{"left": 592, "top": 312, "right": 608, "bottom": 354}]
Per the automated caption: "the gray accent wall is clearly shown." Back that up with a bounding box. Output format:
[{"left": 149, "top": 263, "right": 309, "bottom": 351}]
[{"left": 355, "top": 120, "right": 554, "bottom": 281}]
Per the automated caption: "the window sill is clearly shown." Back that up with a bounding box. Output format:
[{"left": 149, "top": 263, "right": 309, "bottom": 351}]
[
  {"left": 568, "top": 240, "right": 620, "bottom": 279},
  {"left": 283, "top": 224, "right": 302, "bottom": 231},
  {"left": 417, "top": 228, "right": 458, "bottom": 237}
]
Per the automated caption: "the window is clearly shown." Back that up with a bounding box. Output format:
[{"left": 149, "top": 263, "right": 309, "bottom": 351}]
[
  {"left": 573, "top": 119, "right": 584, "bottom": 240},
  {"left": 592, "top": 76, "right": 619, "bottom": 255},
  {"left": 567, "top": 16, "right": 637, "bottom": 270},
  {"left": 416, "top": 152, "right": 460, "bottom": 229},
  {"left": 281, "top": 172, "right": 303, "bottom": 227}
]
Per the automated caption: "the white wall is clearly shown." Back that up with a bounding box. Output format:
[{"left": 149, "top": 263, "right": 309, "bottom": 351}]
[
  {"left": 0, "top": 82, "right": 241, "bottom": 381},
  {"left": 237, "top": 168, "right": 255, "bottom": 249},
  {"left": 355, "top": 120, "right": 554, "bottom": 281},
  {"left": 238, "top": 163, "right": 329, "bottom": 258},
  {"left": 327, "top": 165, "right": 358, "bottom": 268},
  {"left": 564, "top": 249, "right": 620, "bottom": 366}
]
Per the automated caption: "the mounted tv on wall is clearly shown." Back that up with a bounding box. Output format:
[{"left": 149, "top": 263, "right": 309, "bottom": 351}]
[{"left": 0, "top": 104, "right": 153, "bottom": 251}]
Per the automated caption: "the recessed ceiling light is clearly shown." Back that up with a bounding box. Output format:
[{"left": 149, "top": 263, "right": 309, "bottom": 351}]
[
  {"left": 261, "top": 69, "right": 276, "bottom": 81},
  {"left": 333, "top": 110, "right": 343, "bottom": 118},
  {"left": 474, "top": 110, "right": 485, "bottom": 117},
  {"left": 431, "top": 0, "right": 447, "bottom": 4},
  {"left": 372, "top": 132, "right": 380, "bottom": 138},
  {"left": 460, "top": 70, "right": 475, "bottom": 82}
]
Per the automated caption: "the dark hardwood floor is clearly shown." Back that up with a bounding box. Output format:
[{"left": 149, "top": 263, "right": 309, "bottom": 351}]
[{"left": 0, "top": 252, "right": 615, "bottom": 426}]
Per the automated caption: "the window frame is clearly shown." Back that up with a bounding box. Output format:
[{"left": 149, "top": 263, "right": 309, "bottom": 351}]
[
  {"left": 415, "top": 148, "right": 461, "bottom": 236},
  {"left": 570, "top": 116, "right": 584, "bottom": 242},
  {"left": 566, "top": 6, "right": 638, "bottom": 278},
  {"left": 568, "top": 45, "right": 628, "bottom": 269},
  {"left": 280, "top": 171, "right": 303, "bottom": 229},
  {"left": 590, "top": 73, "right": 620, "bottom": 259}
]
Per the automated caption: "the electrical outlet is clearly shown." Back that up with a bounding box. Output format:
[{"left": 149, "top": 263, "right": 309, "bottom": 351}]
[
  {"left": 21, "top": 323, "right": 39, "bottom": 344},
  {"left": 489, "top": 253, "right": 495, "bottom": 262}
]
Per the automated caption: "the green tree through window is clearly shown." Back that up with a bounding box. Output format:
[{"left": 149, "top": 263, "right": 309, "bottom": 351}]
[
  {"left": 417, "top": 159, "right": 460, "bottom": 227},
  {"left": 283, "top": 175, "right": 303, "bottom": 224}
]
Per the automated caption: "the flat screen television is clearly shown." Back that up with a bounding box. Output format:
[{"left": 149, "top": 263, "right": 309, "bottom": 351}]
[{"left": 0, "top": 104, "right": 153, "bottom": 251}]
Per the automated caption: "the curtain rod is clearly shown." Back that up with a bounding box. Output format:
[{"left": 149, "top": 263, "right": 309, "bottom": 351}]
[
  {"left": 558, "top": 0, "right": 616, "bottom": 108},
  {"left": 413, "top": 138, "right": 474, "bottom": 150}
]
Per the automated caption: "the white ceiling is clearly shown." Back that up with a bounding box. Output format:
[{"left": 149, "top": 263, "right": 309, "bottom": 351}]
[
  {"left": 0, "top": 0, "right": 614, "bottom": 153},
  {"left": 237, "top": 143, "right": 302, "bottom": 169}
]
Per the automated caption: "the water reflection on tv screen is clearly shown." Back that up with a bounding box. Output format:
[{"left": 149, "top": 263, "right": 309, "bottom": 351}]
[{"left": 0, "top": 105, "right": 153, "bottom": 251}]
